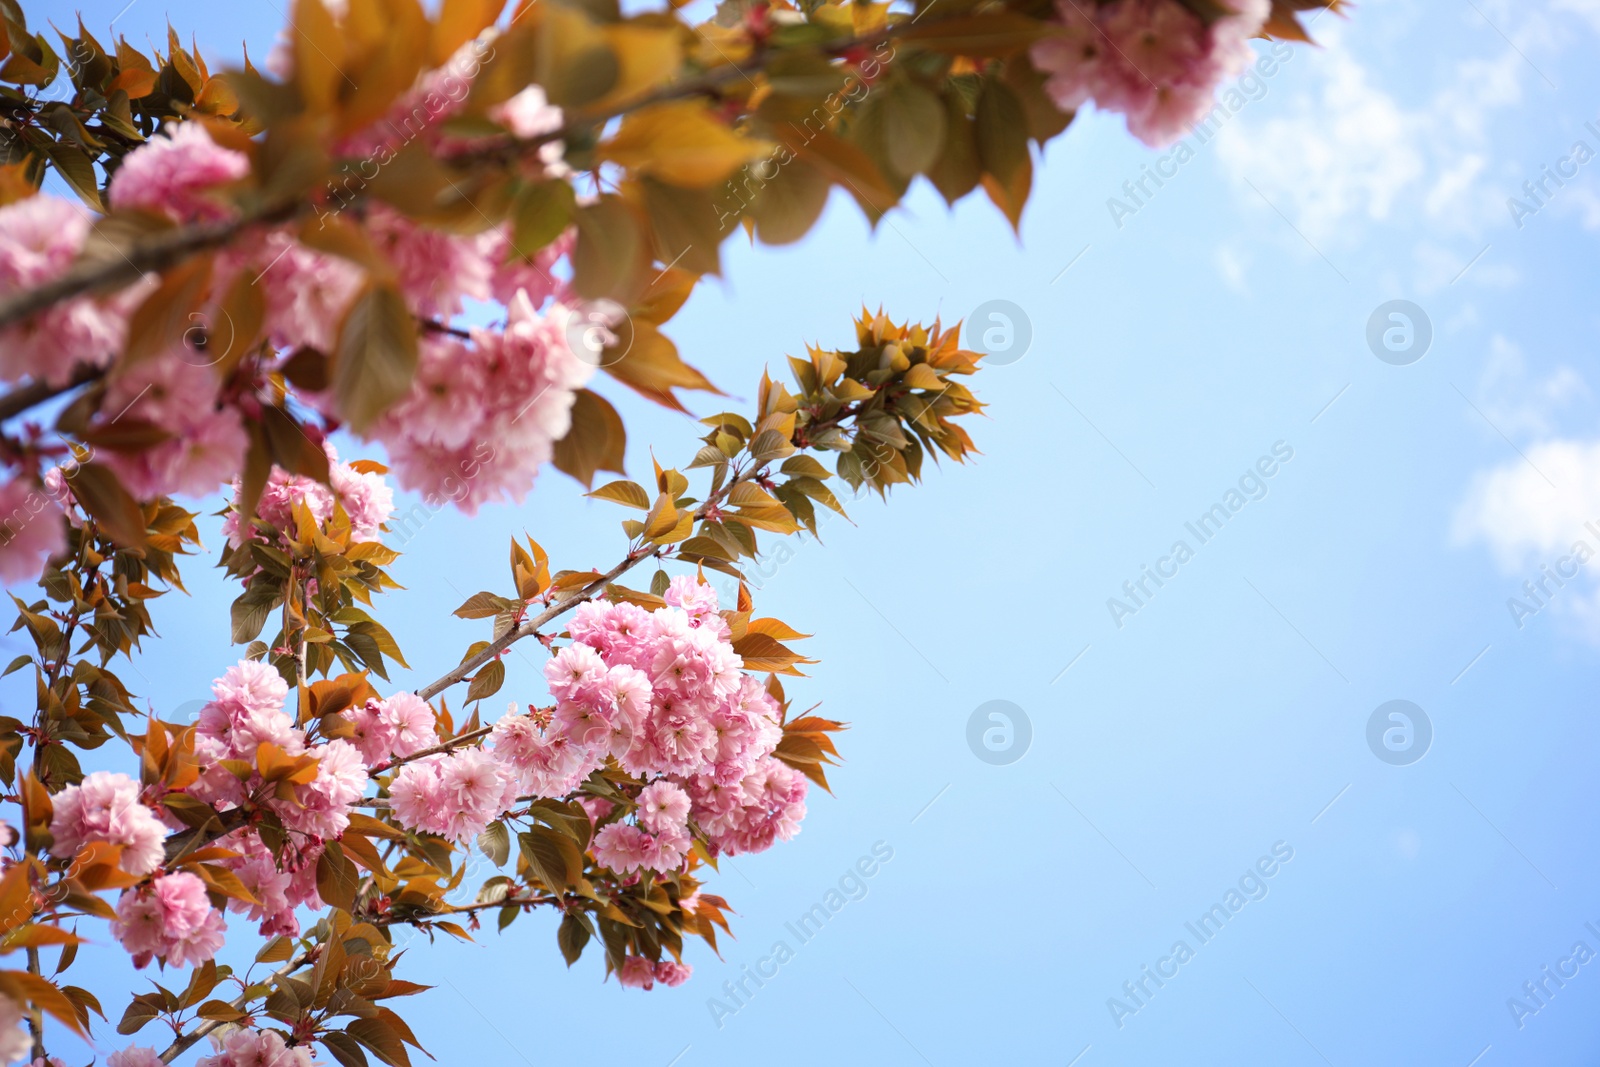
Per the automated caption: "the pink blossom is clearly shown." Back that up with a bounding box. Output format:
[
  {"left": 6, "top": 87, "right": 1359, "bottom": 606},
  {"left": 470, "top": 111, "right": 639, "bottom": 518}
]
[
  {"left": 380, "top": 693, "right": 438, "bottom": 757},
  {"left": 219, "top": 834, "right": 298, "bottom": 937},
  {"left": 653, "top": 959, "right": 692, "bottom": 987},
  {"left": 94, "top": 355, "right": 247, "bottom": 500},
  {"left": 252, "top": 231, "right": 365, "bottom": 352},
  {"left": 107, "top": 1048, "right": 165, "bottom": 1067},
  {"left": 0, "top": 994, "right": 31, "bottom": 1064},
  {"left": 482, "top": 226, "right": 573, "bottom": 309},
  {"left": 342, "top": 699, "right": 398, "bottom": 765},
  {"left": 273, "top": 738, "right": 366, "bottom": 839},
  {"left": 196, "top": 1028, "right": 313, "bottom": 1067},
  {"left": 617, "top": 954, "right": 656, "bottom": 989},
  {"left": 112, "top": 872, "right": 226, "bottom": 968},
  {"left": 0, "top": 479, "right": 65, "bottom": 587},
  {"left": 48, "top": 771, "right": 166, "bottom": 876},
  {"left": 490, "top": 711, "right": 597, "bottom": 799},
  {"left": 642, "top": 824, "right": 691, "bottom": 873},
  {"left": 545, "top": 643, "right": 609, "bottom": 704},
  {"left": 663, "top": 574, "right": 720, "bottom": 622},
  {"left": 198, "top": 660, "right": 300, "bottom": 759},
  {"left": 391, "top": 749, "right": 515, "bottom": 842},
  {"left": 365, "top": 205, "right": 496, "bottom": 320},
  {"left": 222, "top": 446, "right": 393, "bottom": 550},
  {"left": 592, "top": 823, "right": 653, "bottom": 875},
  {"left": 636, "top": 780, "right": 690, "bottom": 835},
  {"left": 0, "top": 196, "right": 123, "bottom": 385},
  {"left": 371, "top": 290, "right": 591, "bottom": 513},
  {"left": 1031, "top": 0, "right": 1270, "bottom": 147},
  {"left": 329, "top": 456, "right": 395, "bottom": 541},
  {"left": 108, "top": 121, "right": 251, "bottom": 222}
]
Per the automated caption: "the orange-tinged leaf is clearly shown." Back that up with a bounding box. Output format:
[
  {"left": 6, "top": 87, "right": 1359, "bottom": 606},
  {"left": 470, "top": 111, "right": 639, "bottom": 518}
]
[{"left": 604, "top": 102, "right": 773, "bottom": 188}]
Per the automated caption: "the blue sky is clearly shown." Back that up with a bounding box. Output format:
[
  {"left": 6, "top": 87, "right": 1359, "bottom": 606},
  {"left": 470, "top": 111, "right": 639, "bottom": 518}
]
[{"left": 16, "top": 0, "right": 1600, "bottom": 1064}]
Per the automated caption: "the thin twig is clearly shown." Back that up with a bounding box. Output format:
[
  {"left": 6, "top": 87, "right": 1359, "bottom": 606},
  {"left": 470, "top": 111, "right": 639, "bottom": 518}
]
[
  {"left": 159, "top": 950, "right": 314, "bottom": 1063},
  {"left": 0, "top": 23, "right": 914, "bottom": 330},
  {"left": 0, "top": 363, "right": 104, "bottom": 423}
]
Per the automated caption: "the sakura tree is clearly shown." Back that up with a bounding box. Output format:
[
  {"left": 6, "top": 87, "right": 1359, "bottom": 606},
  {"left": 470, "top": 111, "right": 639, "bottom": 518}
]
[{"left": 0, "top": 0, "right": 1339, "bottom": 1063}]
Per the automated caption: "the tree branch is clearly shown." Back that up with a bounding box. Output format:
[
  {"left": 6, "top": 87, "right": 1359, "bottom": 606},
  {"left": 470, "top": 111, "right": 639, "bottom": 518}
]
[
  {"left": 0, "top": 200, "right": 305, "bottom": 333},
  {"left": 0, "top": 363, "right": 104, "bottom": 424},
  {"left": 158, "top": 949, "right": 314, "bottom": 1064},
  {"left": 0, "top": 23, "right": 913, "bottom": 331}
]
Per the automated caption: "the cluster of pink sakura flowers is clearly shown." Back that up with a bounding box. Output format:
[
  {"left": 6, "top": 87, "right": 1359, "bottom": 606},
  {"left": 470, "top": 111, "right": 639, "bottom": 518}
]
[
  {"left": 1031, "top": 0, "right": 1269, "bottom": 146},
  {"left": 389, "top": 575, "right": 807, "bottom": 868},
  {"left": 220, "top": 444, "right": 395, "bottom": 550},
  {"left": 61, "top": 1030, "right": 313, "bottom": 1067},
  {"left": 0, "top": 36, "right": 591, "bottom": 587},
  {"left": 33, "top": 578, "right": 804, "bottom": 1033}
]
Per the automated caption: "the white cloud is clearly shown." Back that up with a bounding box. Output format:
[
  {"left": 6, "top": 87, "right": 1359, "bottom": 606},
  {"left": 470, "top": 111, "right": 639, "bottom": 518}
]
[
  {"left": 1452, "top": 439, "right": 1600, "bottom": 571},
  {"left": 1453, "top": 437, "right": 1600, "bottom": 644},
  {"left": 1214, "top": 18, "right": 1531, "bottom": 247},
  {"left": 1475, "top": 335, "right": 1589, "bottom": 439},
  {"left": 1552, "top": 0, "right": 1600, "bottom": 34}
]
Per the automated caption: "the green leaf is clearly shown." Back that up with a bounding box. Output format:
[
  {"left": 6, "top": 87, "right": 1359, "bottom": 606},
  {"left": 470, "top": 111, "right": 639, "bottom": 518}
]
[
  {"left": 334, "top": 283, "right": 419, "bottom": 434},
  {"left": 477, "top": 821, "right": 510, "bottom": 867},
  {"left": 65, "top": 464, "right": 142, "bottom": 548},
  {"left": 976, "top": 77, "right": 1030, "bottom": 187},
  {"left": 453, "top": 592, "right": 513, "bottom": 620},
  {"left": 750, "top": 158, "right": 830, "bottom": 246},
  {"left": 572, "top": 195, "right": 643, "bottom": 302},
  {"left": 557, "top": 913, "right": 590, "bottom": 966},
  {"left": 927, "top": 88, "right": 981, "bottom": 206},
  {"left": 587, "top": 480, "right": 651, "bottom": 510},
  {"left": 466, "top": 659, "right": 505, "bottom": 703},
  {"left": 880, "top": 79, "right": 946, "bottom": 179},
  {"left": 510, "top": 179, "right": 576, "bottom": 259},
  {"left": 321, "top": 1032, "right": 370, "bottom": 1067},
  {"left": 518, "top": 826, "right": 581, "bottom": 891},
  {"left": 551, "top": 388, "right": 627, "bottom": 489}
]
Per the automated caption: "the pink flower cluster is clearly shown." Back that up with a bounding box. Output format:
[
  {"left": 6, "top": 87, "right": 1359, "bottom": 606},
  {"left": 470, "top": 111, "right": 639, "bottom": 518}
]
[
  {"left": 196, "top": 1029, "right": 313, "bottom": 1067},
  {"left": 220, "top": 444, "right": 395, "bottom": 549},
  {"left": 617, "top": 954, "right": 693, "bottom": 990},
  {"left": 390, "top": 748, "right": 517, "bottom": 843},
  {"left": 112, "top": 871, "right": 226, "bottom": 968},
  {"left": 107, "top": 120, "right": 251, "bottom": 223},
  {"left": 0, "top": 41, "right": 590, "bottom": 590},
  {"left": 1031, "top": 0, "right": 1270, "bottom": 146},
  {"left": 342, "top": 691, "right": 438, "bottom": 765},
  {"left": 372, "top": 288, "right": 591, "bottom": 514},
  {"left": 385, "top": 578, "right": 808, "bottom": 880},
  {"left": 183, "top": 663, "right": 442, "bottom": 935},
  {"left": 0, "top": 994, "right": 32, "bottom": 1064},
  {"left": 0, "top": 478, "right": 65, "bottom": 587},
  {"left": 190, "top": 660, "right": 367, "bottom": 842},
  {"left": 93, "top": 354, "right": 248, "bottom": 501},
  {"left": 48, "top": 771, "right": 166, "bottom": 875},
  {"left": 0, "top": 196, "right": 124, "bottom": 387},
  {"left": 106, "top": 1049, "right": 166, "bottom": 1067}
]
